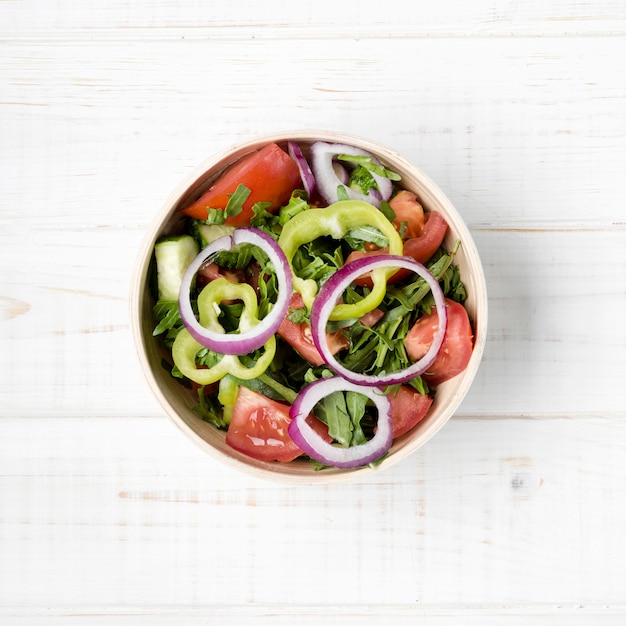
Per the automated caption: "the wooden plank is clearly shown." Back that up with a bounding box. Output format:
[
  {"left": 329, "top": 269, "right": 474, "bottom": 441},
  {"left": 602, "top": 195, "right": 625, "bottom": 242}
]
[
  {"left": 1, "top": 35, "right": 624, "bottom": 418},
  {"left": 1, "top": 227, "right": 624, "bottom": 418},
  {"left": 465, "top": 228, "right": 626, "bottom": 416},
  {"left": 1, "top": 415, "right": 625, "bottom": 608},
  {"left": 1, "top": 606, "right": 626, "bottom": 626},
  {"left": 2, "top": 1, "right": 625, "bottom": 622},
  {"left": 1, "top": 0, "right": 626, "bottom": 36},
  {"left": 1, "top": 36, "right": 624, "bottom": 231}
]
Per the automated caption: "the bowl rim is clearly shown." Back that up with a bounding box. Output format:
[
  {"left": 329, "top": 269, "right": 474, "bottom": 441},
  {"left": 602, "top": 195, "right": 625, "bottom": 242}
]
[{"left": 129, "top": 129, "right": 488, "bottom": 485}]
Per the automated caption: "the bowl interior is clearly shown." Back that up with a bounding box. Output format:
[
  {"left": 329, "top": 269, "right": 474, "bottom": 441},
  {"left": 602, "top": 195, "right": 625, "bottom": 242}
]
[{"left": 130, "top": 130, "right": 488, "bottom": 484}]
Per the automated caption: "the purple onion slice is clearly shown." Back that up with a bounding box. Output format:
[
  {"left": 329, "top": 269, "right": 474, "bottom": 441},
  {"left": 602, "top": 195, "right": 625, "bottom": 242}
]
[
  {"left": 288, "top": 377, "right": 393, "bottom": 469},
  {"left": 178, "top": 227, "right": 292, "bottom": 355},
  {"left": 310, "top": 141, "right": 393, "bottom": 207},
  {"left": 287, "top": 141, "right": 315, "bottom": 198},
  {"left": 310, "top": 254, "right": 447, "bottom": 386}
]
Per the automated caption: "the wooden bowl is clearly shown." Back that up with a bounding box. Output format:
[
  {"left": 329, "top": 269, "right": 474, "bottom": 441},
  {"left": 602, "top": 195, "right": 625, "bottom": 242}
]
[{"left": 130, "top": 130, "right": 488, "bottom": 484}]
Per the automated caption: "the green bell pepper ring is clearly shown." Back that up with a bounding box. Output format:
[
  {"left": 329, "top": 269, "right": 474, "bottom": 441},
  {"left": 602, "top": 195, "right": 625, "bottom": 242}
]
[
  {"left": 277, "top": 200, "right": 404, "bottom": 320},
  {"left": 171, "top": 278, "right": 276, "bottom": 385}
]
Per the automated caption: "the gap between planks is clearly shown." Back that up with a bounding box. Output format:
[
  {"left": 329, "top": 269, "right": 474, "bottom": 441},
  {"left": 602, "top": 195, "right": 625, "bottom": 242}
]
[
  {"left": 1, "top": 603, "right": 626, "bottom": 617},
  {"left": 2, "top": 27, "right": 626, "bottom": 44}
]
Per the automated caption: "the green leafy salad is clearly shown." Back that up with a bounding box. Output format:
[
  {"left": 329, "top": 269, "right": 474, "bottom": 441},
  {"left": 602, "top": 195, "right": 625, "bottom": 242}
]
[{"left": 150, "top": 140, "right": 473, "bottom": 469}]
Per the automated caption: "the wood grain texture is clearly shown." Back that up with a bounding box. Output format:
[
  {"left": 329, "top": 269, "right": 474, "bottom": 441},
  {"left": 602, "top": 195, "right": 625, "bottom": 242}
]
[
  {"left": 1, "top": 415, "right": 625, "bottom": 608},
  {"left": 2, "top": 228, "right": 624, "bottom": 418},
  {"left": 1, "top": 0, "right": 625, "bottom": 622},
  {"left": 2, "top": 0, "right": 626, "bottom": 36}
]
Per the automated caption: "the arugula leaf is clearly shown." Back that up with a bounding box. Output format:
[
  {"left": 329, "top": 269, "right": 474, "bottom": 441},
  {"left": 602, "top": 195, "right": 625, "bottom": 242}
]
[
  {"left": 216, "top": 302, "right": 243, "bottom": 333},
  {"left": 341, "top": 283, "right": 370, "bottom": 307},
  {"left": 197, "top": 184, "right": 253, "bottom": 227},
  {"left": 287, "top": 306, "right": 309, "bottom": 324},
  {"left": 279, "top": 190, "right": 310, "bottom": 225},
  {"left": 152, "top": 300, "right": 188, "bottom": 349},
  {"left": 347, "top": 165, "right": 377, "bottom": 194},
  {"left": 406, "top": 376, "right": 430, "bottom": 395},
  {"left": 381, "top": 243, "right": 461, "bottom": 322},
  {"left": 196, "top": 347, "right": 224, "bottom": 369},
  {"left": 152, "top": 300, "right": 182, "bottom": 336},
  {"left": 440, "top": 262, "right": 467, "bottom": 304},
  {"left": 291, "top": 237, "right": 343, "bottom": 283},
  {"left": 345, "top": 390, "right": 368, "bottom": 445},
  {"left": 337, "top": 154, "right": 401, "bottom": 181},
  {"left": 256, "top": 262, "right": 279, "bottom": 320},
  {"left": 337, "top": 184, "right": 350, "bottom": 201},
  {"left": 203, "top": 208, "right": 227, "bottom": 226},
  {"left": 379, "top": 200, "right": 396, "bottom": 223},
  {"left": 314, "top": 391, "right": 353, "bottom": 447},
  {"left": 344, "top": 225, "right": 389, "bottom": 251},
  {"left": 214, "top": 242, "right": 255, "bottom": 269},
  {"left": 302, "top": 366, "right": 334, "bottom": 385},
  {"left": 312, "top": 388, "right": 376, "bottom": 449},
  {"left": 223, "top": 184, "right": 251, "bottom": 219},
  {"left": 249, "top": 201, "right": 275, "bottom": 229},
  {"left": 230, "top": 372, "right": 297, "bottom": 403},
  {"left": 194, "top": 386, "right": 228, "bottom": 429},
  {"left": 340, "top": 333, "right": 379, "bottom": 374}
]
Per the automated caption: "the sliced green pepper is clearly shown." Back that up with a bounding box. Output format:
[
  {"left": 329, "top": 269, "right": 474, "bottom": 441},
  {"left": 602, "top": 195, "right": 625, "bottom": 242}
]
[
  {"left": 171, "top": 278, "right": 276, "bottom": 385},
  {"left": 217, "top": 375, "right": 239, "bottom": 425},
  {"left": 277, "top": 200, "right": 403, "bottom": 320}
]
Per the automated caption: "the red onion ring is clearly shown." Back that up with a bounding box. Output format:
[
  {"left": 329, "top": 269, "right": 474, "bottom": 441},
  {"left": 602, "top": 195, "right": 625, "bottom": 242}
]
[
  {"left": 310, "top": 141, "right": 393, "bottom": 208},
  {"left": 309, "top": 254, "right": 448, "bottom": 386},
  {"left": 287, "top": 141, "right": 315, "bottom": 198},
  {"left": 178, "top": 227, "right": 292, "bottom": 355},
  {"left": 288, "top": 377, "right": 393, "bottom": 469}
]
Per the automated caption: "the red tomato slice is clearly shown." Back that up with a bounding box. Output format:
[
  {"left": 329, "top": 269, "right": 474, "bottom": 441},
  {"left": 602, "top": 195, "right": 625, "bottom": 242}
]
[
  {"left": 344, "top": 249, "right": 382, "bottom": 288},
  {"left": 387, "top": 211, "right": 449, "bottom": 284},
  {"left": 196, "top": 262, "right": 246, "bottom": 291},
  {"left": 385, "top": 384, "right": 433, "bottom": 438},
  {"left": 401, "top": 210, "right": 448, "bottom": 265},
  {"left": 225, "top": 386, "right": 329, "bottom": 462},
  {"left": 180, "top": 142, "right": 302, "bottom": 227},
  {"left": 277, "top": 293, "right": 349, "bottom": 366},
  {"left": 358, "top": 307, "right": 384, "bottom": 328},
  {"left": 389, "top": 190, "right": 425, "bottom": 240},
  {"left": 404, "top": 298, "right": 474, "bottom": 386}
]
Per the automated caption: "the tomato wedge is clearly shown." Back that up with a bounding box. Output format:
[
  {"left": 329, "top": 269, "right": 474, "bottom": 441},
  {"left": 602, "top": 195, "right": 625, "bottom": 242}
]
[
  {"left": 386, "top": 210, "right": 449, "bottom": 285},
  {"left": 386, "top": 384, "right": 433, "bottom": 437},
  {"left": 225, "top": 386, "right": 330, "bottom": 462},
  {"left": 404, "top": 298, "right": 474, "bottom": 386},
  {"left": 389, "top": 190, "right": 425, "bottom": 240},
  {"left": 181, "top": 142, "right": 302, "bottom": 227},
  {"left": 401, "top": 210, "right": 449, "bottom": 266},
  {"left": 277, "top": 293, "right": 349, "bottom": 366}
]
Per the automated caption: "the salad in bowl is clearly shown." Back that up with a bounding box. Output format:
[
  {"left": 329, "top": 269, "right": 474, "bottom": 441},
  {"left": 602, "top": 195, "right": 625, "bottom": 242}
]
[{"left": 130, "top": 131, "right": 487, "bottom": 483}]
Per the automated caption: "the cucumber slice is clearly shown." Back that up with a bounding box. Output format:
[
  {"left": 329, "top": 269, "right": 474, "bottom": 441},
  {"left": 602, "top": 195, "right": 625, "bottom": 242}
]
[
  {"left": 154, "top": 235, "right": 199, "bottom": 301},
  {"left": 196, "top": 223, "right": 235, "bottom": 247}
]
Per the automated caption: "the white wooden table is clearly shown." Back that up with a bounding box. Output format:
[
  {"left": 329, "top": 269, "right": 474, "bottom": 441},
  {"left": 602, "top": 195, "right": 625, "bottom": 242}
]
[{"left": 2, "top": 1, "right": 625, "bottom": 623}]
